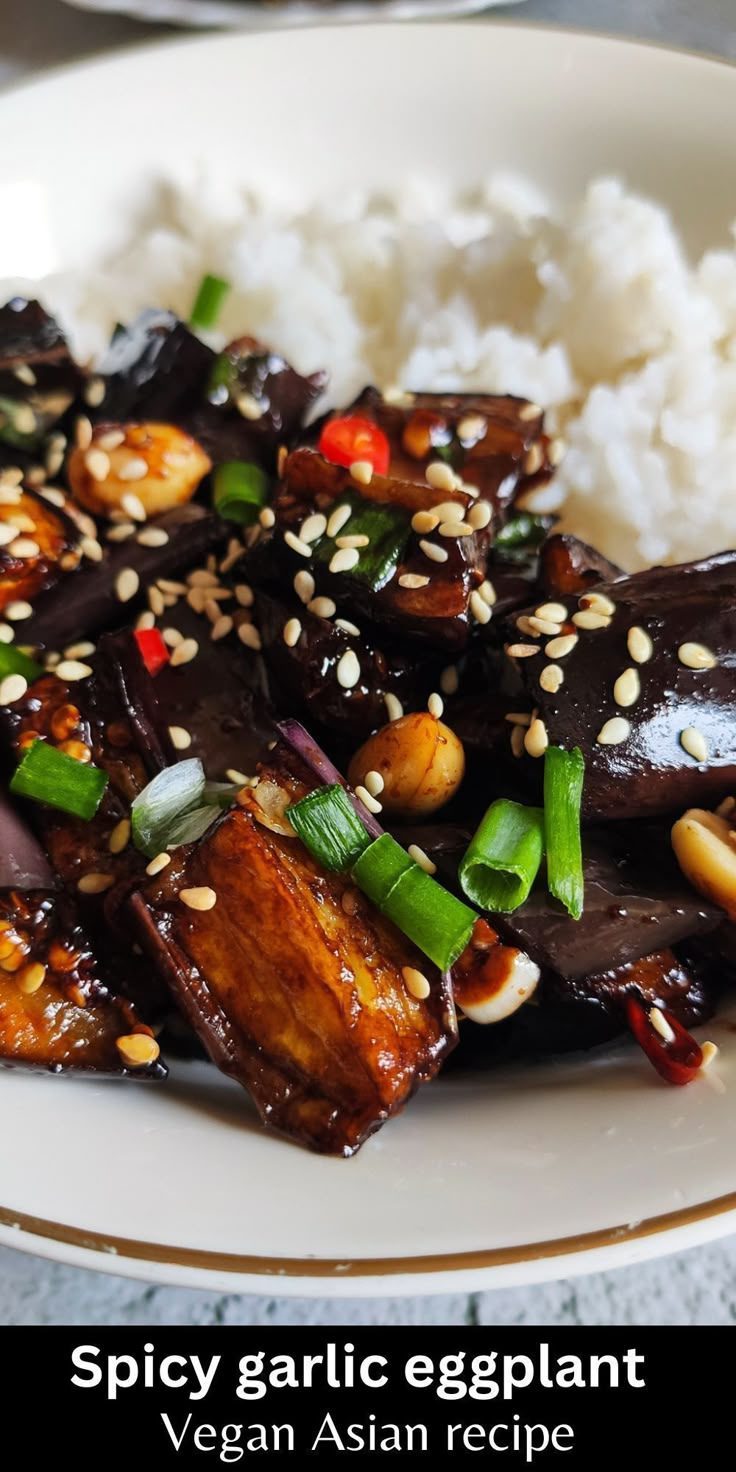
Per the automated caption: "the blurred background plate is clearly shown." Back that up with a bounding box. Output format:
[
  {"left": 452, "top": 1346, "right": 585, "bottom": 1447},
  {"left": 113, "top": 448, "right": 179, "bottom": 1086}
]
[{"left": 63, "top": 0, "right": 525, "bottom": 30}]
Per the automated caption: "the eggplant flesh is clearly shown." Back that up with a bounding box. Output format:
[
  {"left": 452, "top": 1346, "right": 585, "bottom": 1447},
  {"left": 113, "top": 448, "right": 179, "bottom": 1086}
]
[{"left": 129, "top": 755, "right": 457, "bottom": 1154}]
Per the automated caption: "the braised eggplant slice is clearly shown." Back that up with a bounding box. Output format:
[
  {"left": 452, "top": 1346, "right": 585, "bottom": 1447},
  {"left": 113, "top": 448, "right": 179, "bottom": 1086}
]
[
  {"left": 0, "top": 298, "right": 83, "bottom": 456},
  {"left": 537, "top": 532, "right": 622, "bottom": 597},
  {"left": 128, "top": 751, "right": 457, "bottom": 1154},
  {"left": 0, "top": 488, "right": 82, "bottom": 611}
]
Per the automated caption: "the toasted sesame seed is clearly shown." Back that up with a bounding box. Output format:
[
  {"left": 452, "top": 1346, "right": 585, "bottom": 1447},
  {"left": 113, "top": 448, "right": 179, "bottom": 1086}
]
[
  {"left": 16, "top": 961, "right": 46, "bottom": 995},
  {"left": 467, "top": 500, "right": 492, "bottom": 531},
  {"left": 157, "top": 577, "right": 187, "bottom": 596},
  {"left": 148, "top": 585, "right": 166, "bottom": 617},
  {"left": 535, "top": 601, "right": 568, "bottom": 623},
  {"left": 526, "top": 615, "right": 562, "bottom": 637},
  {"left": 97, "top": 429, "right": 125, "bottom": 452},
  {"left": 8, "top": 537, "right": 40, "bottom": 559},
  {"left": 64, "top": 641, "right": 95, "bottom": 660},
  {"left": 233, "top": 583, "right": 254, "bottom": 609},
  {"left": 120, "top": 493, "right": 146, "bottom": 525},
  {"left": 107, "top": 522, "right": 136, "bottom": 542},
  {"left": 649, "top": 1007, "right": 675, "bottom": 1044},
  {"left": 573, "top": 609, "right": 611, "bottom": 631},
  {"left": 135, "top": 610, "right": 155, "bottom": 632},
  {"left": 44, "top": 652, "right": 61, "bottom": 669},
  {"left": 0, "top": 624, "right": 12, "bottom": 643},
  {"left": 470, "top": 590, "right": 492, "bottom": 625},
  {"left": 117, "top": 460, "right": 149, "bottom": 488},
  {"left": 330, "top": 546, "right": 360, "bottom": 574},
  {"left": 13, "top": 404, "right": 36, "bottom": 435},
  {"left": 5, "top": 601, "right": 32, "bottom": 621},
  {"left": 334, "top": 618, "right": 361, "bottom": 636},
  {"left": 170, "top": 638, "right": 198, "bottom": 667},
  {"left": 407, "top": 843, "right": 437, "bottom": 876},
  {"left": 383, "top": 386, "right": 415, "bottom": 406},
  {"left": 255, "top": 506, "right": 274, "bottom": 530},
  {"left": 523, "top": 443, "right": 545, "bottom": 476},
  {"left": 77, "top": 535, "right": 103, "bottom": 564},
  {"left": 294, "top": 570, "right": 315, "bottom": 604},
  {"left": 84, "top": 448, "right": 110, "bottom": 483},
  {"left": 0, "top": 524, "right": 15, "bottom": 547},
  {"left": 187, "top": 569, "right": 219, "bottom": 589},
  {"left": 235, "top": 391, "right": 263, "bottom": 421},
  {"left": 597, "top": 717, "right": 631, "bottom": 745},
  {"left": 56, "top": 660, "right": 93, "bottom": 682},
  {"left": 428, "top": 692, "right": 444, "bottom": 719},
  {"left": 614, "top": 667, "right": 641, "bottom": 708},
  {"left": 419, "top": 539, "right": 449, "bottom": 564},
  {"left": 0, "top": 466, "right": 23, "bottom": 487},
  {"left": 168, "top": 725, "right": 192, "bottom": 751},
  {"left": 349, "top": 460, "right": 374, "bottom": 486},
  {"left": 336, "top": 534, "right": 370, "bottom": 551},
  {"left": 283, "top": 617, "right": 302, "bottom": 648},
  {"left": 0, "top": 673, "right": 27, "bottom": 705},
  {"left": 300, "top": 513, "right": 327, "bottom": 544},
  {"left": 116, "top": 1033, "right": 160, "bottom": 1068},
  {"left": 364, "top": 770, "right": 385, "bottom": 797},
  {"left": 284, "top": 529, "right": 311, "bottom": 558},
  {"left": 440, "top": 665, "right": 459, "bottom": 696},
  {"left": 211, "top": 614, "right": 233, "bottom": 642},
  {"left": 136, "top": 527, "right": 169, "bottom": 549},
  {"left": 179, "top": 885, "right": 217, "bottom": 911},
  {"left": 548, "top": 438, "right": 566, "bottom": 467},
  {"left": 439, "top": 521, "right": 472, "bottom": 538},
  {"left": 580, "top": 591, "right": 617, "bottom": 618},
  {"left": 411, "top": 510, "right": 441, "bottom": 535},
  {"left": 355, "top": 784, "right": 382, "bottom": 814},
  {"left": 524, "top": 718, "right": 549, "bottom": 758},
  {"left": 700, "top": 1041, "right": 719, "bottom": 1070},
  {"left": 678, "top": 641, "right": 717, "bottom": 671},
  {"left": 238, "top": 622, "right": 262, "bottom": 651},
  {"left": 161, "top": 627, "right": 183, "bottom": 648},
  {"left": 307, "top": 596, "right": 337, "bottom": 619},
  {"left": 83, "top": 375, "right": 105, "bottom": 407},
  {"left": 226, "top": 769, "right": 251, "bottom": 785},
  {"left": 384, "top": 692, "right": 403, "bottom": 722},
  {"left": 108, "top": 819, "right": 131, "bottom": 855},
  {"left": 10, "top": 512, "right": 37, "bottom": 534},
  {"left": 398, "top": 571, "right": 431, "bottom": 592},
  {"left": 505, "top": 711, "right": 533, "bottom": 726},
  {"left": 519, "top": 402, "right": 542, "bottom": 422},
  {"left": 341, "top": 888, "right": 360, "bottom": 915},
  {"left": 680, "top": 726, "right": 709, "bottom": 762},
  {"left": 433, "top": 501, "right": 466, "bottom": 523},
  {"left": 41, "top": 485, "right": 66, "bottom": 509},
  {"left": 14, "top": 364, "right": 36, "bottom": 387},
  {"left": 336, "top": 649, "right": 361, "bottom": 689},
  {"left": 510, "top": 724, "right": 526, "bottom": 757},
  {"left": 146, "top": 852, "right": 171, "bottom": 877},
  {"left": 545, "top": 633, "right": 578, "bottom": 659},
  {"left": 506, "top": 642, "right": 540, "bottom": 659},
  {"left": 115, "top": 567, "right": 139, "bottom": 604},
  {"left": 457, "top": 413, "right": 487, "bottom": 443},
  {"left": 78, "top": 872, "right": 114, "bottom": 895},
  {"left": 402, "top": 965, "right": 431, "bottom": 1000},
  {"left": 327, "top": 504, "right": 352, "bottom": 538},
  {"left": 426, "top": 461, "right": 456, "bottom": 492},
  {"left": 539, "top": 664, "right": 564, "bottom": 694},
  {"left": 625, "top": 625, "right": 653, "bottom": 664}
]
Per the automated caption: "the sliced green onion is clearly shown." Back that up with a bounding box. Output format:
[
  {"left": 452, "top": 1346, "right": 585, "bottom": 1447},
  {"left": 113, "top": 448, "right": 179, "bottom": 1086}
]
[
  {"left": 495, "top": 513, "right": 550, "bottom": 550},
  {"left": 287, "top": 783, "right": 371, "bottom": 872},
  {"left": 10, "top": 739, "right": 107, "bottom": 821},
  {"left": 212, "top": 461, "right": 268, "bottom": 525},
  {"left": 203, "top": 780, "right": 241, "bottom": 809},
  {"left": 0, "top": 644, "right": 43, "bottom": 684},
  {"left": 544, "top": 745, "right": 585, "bottom": 920},
  {"left": 165, "top": 805, "right": 222, "bottom": 848},
  {"left": 311, "top": 491, "right": 410, "bottom": 592},
  {"left": 353, "top": 833, "right": 476, "bottom": 971},
  {"left": 459, "top": 799, "right": 545, "bottom": 912},
  {"left": 131, "top": 758, "right": 205, "bottom": 858},
  {"left": 0, "top": 394, "right": 42, "bottom": 452},
  {"left": 190, "top": 274, "right": 231, "bottom": 331}
]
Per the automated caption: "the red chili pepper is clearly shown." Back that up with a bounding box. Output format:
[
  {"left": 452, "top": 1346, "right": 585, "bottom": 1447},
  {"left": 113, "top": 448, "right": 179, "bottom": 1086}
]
[
  {"left": 134, "top": 628, "right": 170, "bottom": 678},
  {"left": 625, "top": 995, "right": 703, "bottom": 1086},
  {"left": 318, "top": 416, "right": 391, "bottom": 476}
]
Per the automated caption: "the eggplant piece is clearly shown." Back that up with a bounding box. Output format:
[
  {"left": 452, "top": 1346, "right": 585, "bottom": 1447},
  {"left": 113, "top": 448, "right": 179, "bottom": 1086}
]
[
  {"left": 128, "top": 750, "right": 457, "bottom": 1154},
  {"left": 538, "top": 532, "right": 622, "bottom": 597},
  {"left": 0, "top": 487, "right": 81, "bottom": 612},
  {"left": 505, "top": 552, "right": 736, "bottom": 819},
  {"left": 0, "top": 298, "right": 83, "bottom": 454}
]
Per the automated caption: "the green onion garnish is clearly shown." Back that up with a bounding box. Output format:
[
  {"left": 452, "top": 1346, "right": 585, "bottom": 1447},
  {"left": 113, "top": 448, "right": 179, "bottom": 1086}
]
[
  {"left": 544, "top": 745, "right": 585, "bottom": 920},
  {"left": 495, "top": 513, "right": 550, "bottom": 551},
  {"left": 190, "top": 274, "right": 231, "bottom": 331},
  {"left": 0, "top": 394, "right": 41, "bottom": 452},
  {"left": 131, "top": 758, "right": 206, "bottom": 858},
  {"left": 287, "top": 784, "right": 372, "bottom": 872},
  {"left": 213, "top": 461, "right": 268, "bottom": 525},
  {"left": 459, "top": 799, "right": 545, "bottom": 912},
  {"left": 164, "top": 804, "right": 222, "bottom": 848},
  {"left": 10, "top": 739, "right": 108, "bottom": 821},
  {"left": 0, "top": 644, "right": 43, "bottom": 684},
  {"left": 353, "top": 833, "right": 476, "bottom": 971},
  {"left": 350, "top": 832, "right": 414, "bottom": 908},
  {"left": 311, "top": 491, "right": 410, "bottom": 592}
]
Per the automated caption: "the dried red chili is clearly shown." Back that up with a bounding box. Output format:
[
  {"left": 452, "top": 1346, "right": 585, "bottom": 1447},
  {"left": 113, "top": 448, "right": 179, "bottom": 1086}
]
[
  {"left": 134, "top": 628, "right": 170, "bottom": 678},
  {"left": 625, "top": 994, "right": 703, "bottom": 1086}
]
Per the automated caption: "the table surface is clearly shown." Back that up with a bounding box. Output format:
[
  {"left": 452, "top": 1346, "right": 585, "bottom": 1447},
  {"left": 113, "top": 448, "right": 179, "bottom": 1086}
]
[{"left": 2, "top": 0, "right": 736, "bottom": 1326}]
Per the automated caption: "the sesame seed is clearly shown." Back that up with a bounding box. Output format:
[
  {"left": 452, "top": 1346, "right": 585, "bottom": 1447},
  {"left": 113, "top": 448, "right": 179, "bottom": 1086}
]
[
  {"left": 107, "top": 523, "right": 136, "bottom": 542},
  {"left": 226, "top": 769, "right": 251, "bottom": 785},
  {"left": 573, "top": 609, "right": 611, "bottom": 631},
  {"left": 307, "top": 596, "right": 337, "bottom": 619},
  {"left": 84, "top": 448, "right": 110, "bottom": 482},
  {"left": 440, "top": 665, "right": 459, "bottom": 696},
  {"left": 148, "top": 585, "right": 166, "bottom": 617},
  {"left": 83, "top": 375, "right": 105, "bottom": 407},
  {"left": 170, "top": 638, "right": 199, "bottom": 667},
  {"left": 117, "top": 459, "right": 149, "bottom": 487},
  {"left": 236, "top": 392, "right": 263, "bottom": 421},
  {"left": 0, "top": 524, "right": 15, "bottom": 547},
  {"left": 407, "top": 843, "right": 437, "bottom": 875},
  {"left": 284, "top": 529, "right": 311, "bottom": 557},
  {"left": 78, "top": 872, "right": 114, "bottom": 895},
  {"left": 179, "top": 886, "right": 217, "bottom": 911},
  {"left": 211, "top": 614, "right": 233, "bottom": 642},
  {"left": 433, "top": 501, "right": 466, "bottom": 523},
  {"left": 519, "top": 402, "right": 542, "bottom": 422},
  {"left": 64, "top": 641, "right": 95, "bottom": 659},
  {"left": 364, "top": 770, "right": 385, "bottom": 797},
  {"left": 625, "top": 625, "right": 653, "bottom": 665},
  {"left": 258, "top": 507, "right": 276, "bottom": 530},
  {"left": 506, "top": 642, "right": 540, "bottom": 658},
  {"left": 457, "top": 413, "right": 487, "bottom": 443},
  {"left": 336, "top": 534, "right": 370, "bottom": 550},
  {"left": 355, "top": 784, "right": 382, "bottom": 814},
  {"left": 8, "top": 537, "right": 40, "bottom": 559},
  {"left": 428, "top": 692, "right": 444, "bottom": 719},
  {"left": 350, "top": 460, "right": 374, "bottom": 486},
  {"left": 524, "top": 718, "right": 549, "bottom": 758},
  {"left": 336, "top": 649, "right": 361, "bottom": 689},
  {"left": 439, "top": 521, "right": 473, "bottom": 538},
  {"left": 56, "top": 660, "right": 93, "bottom": 681},
  {"left": 169, "top": 725, "right": 192, "bottom": 751},
  {"left": 235, "top": 583, "right": 254, "bottom": 608},
  {"left": 300, "top": 513, "right": 327, "bottom": 544},
  {"left": 108, "top": 819, "right": 131, "bottom": 854},
  {"left": 383, "top": 386, "right": 415, "bottom": 406},
  {"left": 116, "top": 1033, "right": 160, "bottom": 1068},
  {"left": 341, "top": 887, "right": 360, "bottom": 915},
  {"left": 649, "top": 1007, "right": 675, "bottom": 1044},
  {"left": 135, "top": 610, "right": 155, "bottom": 632},
  {"left": 614, "top": 668, "right": 641, "bottom": 708},
  {"left": 545, "top": 633, "right": 578, "bottom": 659},
  {"left": 402, "top": 965, "right": 431, "bottom": 1000},
  {"left": 680, "top": 726, "right": 709, "bottom": 762},
  {"left": 329, "top": 546, "right": 360, "bottom": 574},
  {"left": 44, "top": 652, "right": 60, "bottom": 669},
  {"left": 510, "top": 724, "right": 526, "bottom": 758},
  {"left": 470, "top": 590, "right": 492, "bottom": 625},
  {"left": 115, "top": 567, "right": 139, "bottom": 603},
  {"left": 5, "top": 601, "right": 32, "bottom": 621},
  {"left": 525, "top": 615, "right": 562, "bottom": 637},
  {"left": 137, "top": 527, "right": 169, "bottom": 549},
  {"left": 535, "top": 602, "right": 568, "bottom": 623},
  {"left": 162, "top": 627, "right": 183, "bottom": 648},
  {"left": 419, "top": 539, "right": 449, "bottom": 564},
  {"left": 0, "top": 673, "right": 27, "bottom": 704},
  {"left": 384, "top": 692, "right": 403, "bottom": 722},
  {"left": 597, "top": 717, "right": 631, "bottom": 746},
  {"left": 548, "top": 438, "right": 566, "bottom": 467},
  {"left": 523, "top": 443, "right": 545, "bottom": 476},
  {"left": 411, "top": 510, "right": 440, "bottom": 535},
  {"left": 678, "top": 641, "right": 717, "bottom": 671},
  {"left": 146, "top": 852, "right": 171, "bottom": 877},
  {"left": 14, "top": 364, "right": 36, "bottom": 387},
  {"left": 294, "top": 570, "right": 315, "bottom": 604},
  {"left": 700, "top": 1041, "right": 719, "bottom": 1070},
  {"left": 505, "top": 711, "right": 533, "bottom": 726},
  {"left": 41, "top": 485, "right": 66, "bottom": 509},
  {"left": 327, "top": 504, "right": 352, "bottom": 538},
  {"left": 238, "top": 622, "right": 262, "bottom": 652},
  {"left": 425, "top": 461, "right": 456, "bottom": 492},
  {"left": 539, "top": 664, "right": 564, "bottom": 694},
  {"left": 157, "top": 578, "right": 187, "bottom": 596},
  {"left": 467, "top": 500, "right": 492, "bottom": 531},
  {"left": 581, "top": 591, "right": 617, "bottom": 618},
  {"left": 0, "top": 624, "right": 12, "bottom": 643},
  {"left": 10, "top": 513, "right": 37, "bottom": 534},
  {"left": 479, "top": 581, "right": 497, "bottom": 608},
  {"left": 0, "top": 467, "right": 23, "bottom": 487},
  {"left": 16, "top": 961, "right": 46, "bottom": 995},
  {"left": 334, "top": 618, "right": 361, "bottom": 636},
  {"left": 398, "top": 573, "right": 430, "bottom": 590},
  {"left": 188, "top": 569, "right": 219, "bottom": 589},
  {"left": 13, "top": 404, "right": 36, "bottom": 435},
  {"left": 97, "top": 429, "right": 125, "bottom": 452},
  {"left": 283, "top": 617, "right": 302, "bottom": 648},
  {"left": 120, "top": 493, "right": 146, "bottom": 524}
]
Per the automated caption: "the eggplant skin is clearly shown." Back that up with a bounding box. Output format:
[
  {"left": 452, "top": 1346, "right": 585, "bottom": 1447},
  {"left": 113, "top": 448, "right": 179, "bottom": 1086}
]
[{"left": 129, "top": 773, "right": 457, "bottom": 1155}]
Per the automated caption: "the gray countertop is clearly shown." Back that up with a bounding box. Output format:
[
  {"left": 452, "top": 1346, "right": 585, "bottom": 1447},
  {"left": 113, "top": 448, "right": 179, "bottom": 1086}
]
[{"left": 2, "top": 0, "right": 736, "bottom": 1326}]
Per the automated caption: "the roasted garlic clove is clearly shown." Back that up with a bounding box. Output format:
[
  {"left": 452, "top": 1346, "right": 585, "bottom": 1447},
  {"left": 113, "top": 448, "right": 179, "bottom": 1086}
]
[{"left": 67, "top": 422, "right": 211, "bottom": 520}]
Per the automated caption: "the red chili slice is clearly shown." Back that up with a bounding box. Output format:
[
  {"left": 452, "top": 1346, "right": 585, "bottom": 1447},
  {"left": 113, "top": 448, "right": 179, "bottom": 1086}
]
[
  {"left": 625, "top": 995, "right": 703, "bottom": 1086},
  {"left": 134, "top": 628, "right": 170, "bottom": 678},
  {"left": 318, "top": 416, "right": 391, "bottom": 476}
]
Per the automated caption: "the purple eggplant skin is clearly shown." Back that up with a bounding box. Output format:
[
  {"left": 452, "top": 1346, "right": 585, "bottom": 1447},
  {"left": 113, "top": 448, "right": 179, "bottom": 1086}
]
[
  {"left": 0, "top": 298, "right": 83, "bottom": 442},
  {"left": 505, "top": 552, "right": 736, "bottom": 820},
  {"left": 537, "top": 532, "right": 622, "bottom": 597},
  {"left": 23, "top": 504, "right": 227, "bottom": 650},
  {"left": 0, "top": 790, "right": 58, "bottom": 892}
]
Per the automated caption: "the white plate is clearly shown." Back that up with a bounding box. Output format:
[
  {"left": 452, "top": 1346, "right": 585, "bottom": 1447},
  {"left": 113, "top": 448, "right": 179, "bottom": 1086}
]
[
  {"left": 62, "top": 0, "right": 524, "bottom": 31},
  {"left": 2, "top": 23, "right": 736, "bottom": 1295}
]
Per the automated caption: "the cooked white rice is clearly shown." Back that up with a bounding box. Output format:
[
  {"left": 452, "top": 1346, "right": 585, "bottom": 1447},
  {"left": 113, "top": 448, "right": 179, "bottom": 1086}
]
[{"left": 26, "top": 172, "right": 736, "bottom": 570}]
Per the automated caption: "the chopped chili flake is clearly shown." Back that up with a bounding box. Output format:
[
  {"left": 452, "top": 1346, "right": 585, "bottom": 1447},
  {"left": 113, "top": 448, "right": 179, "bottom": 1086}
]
[
  {"left": 625, "top": 995, "right": 703, "bottom": 1086},
  {"left": 318, "top": 416, "right": 390, "bottom": 476},
  {"left": 134, "top": 628, "right": 170, "bottom": 678}
]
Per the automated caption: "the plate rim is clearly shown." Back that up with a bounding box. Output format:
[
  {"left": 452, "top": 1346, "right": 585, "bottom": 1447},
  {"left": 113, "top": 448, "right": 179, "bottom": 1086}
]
[{"left": 3, "top": 19, "right": 736, "bottom": 1293}]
